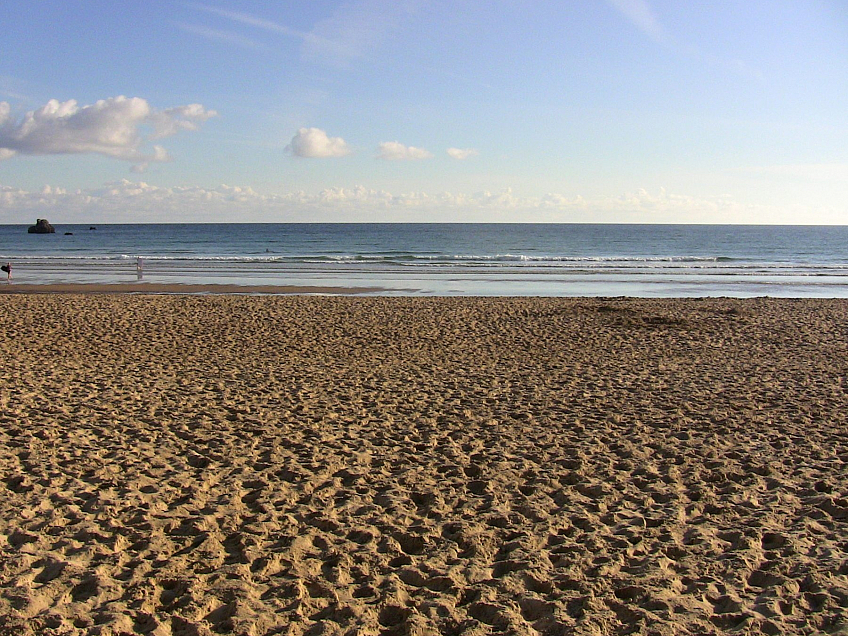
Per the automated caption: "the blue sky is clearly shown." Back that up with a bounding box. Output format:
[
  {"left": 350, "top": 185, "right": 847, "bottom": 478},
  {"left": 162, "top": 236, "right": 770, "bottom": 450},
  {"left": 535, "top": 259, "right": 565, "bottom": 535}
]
[{"left": 1, "top": 0, "right": 846, "bottom": 223}]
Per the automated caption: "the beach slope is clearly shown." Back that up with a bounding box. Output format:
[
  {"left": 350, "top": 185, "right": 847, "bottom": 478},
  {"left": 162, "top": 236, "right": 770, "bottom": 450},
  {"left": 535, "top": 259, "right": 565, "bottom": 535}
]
[{"left": 0, "top": 296, "right": 846, "bottom": 635}]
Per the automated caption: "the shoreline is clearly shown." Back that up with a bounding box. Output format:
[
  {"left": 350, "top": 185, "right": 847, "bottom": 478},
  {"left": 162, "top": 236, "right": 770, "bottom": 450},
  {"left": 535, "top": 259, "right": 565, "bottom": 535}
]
[
  {"left": 0, "top": 282, "right": 391, "bottom": 295},
  {"left": 1, "top": 296, "right": 846, "bottom": 635},
  {"left": 3, "top": 223, "right": 848, "bottom": 299},
  {"left": 2, "top": 280, "right": 848, "bottom": 299}
]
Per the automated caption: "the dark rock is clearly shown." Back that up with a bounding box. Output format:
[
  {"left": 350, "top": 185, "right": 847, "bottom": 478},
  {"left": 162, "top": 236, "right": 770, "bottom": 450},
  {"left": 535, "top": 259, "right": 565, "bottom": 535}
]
[{"left": 28, "top": 219, "right": 55, "bottom": 234}]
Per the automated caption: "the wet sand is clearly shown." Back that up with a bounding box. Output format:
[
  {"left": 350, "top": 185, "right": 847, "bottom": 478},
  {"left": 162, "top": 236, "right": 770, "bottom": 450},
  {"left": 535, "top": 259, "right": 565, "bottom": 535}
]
[
  {"left": 0, "top": 295, "right": 846, "bottom": 635},
  {"left": 0, "top": 283, "right": 387, "bottom": 296}
]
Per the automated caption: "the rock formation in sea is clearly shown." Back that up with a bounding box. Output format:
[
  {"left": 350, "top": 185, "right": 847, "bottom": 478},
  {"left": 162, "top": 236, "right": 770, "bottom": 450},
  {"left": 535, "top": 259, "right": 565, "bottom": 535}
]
[{"left": 27, "top": 219, "right": 56, "bottom": 234}]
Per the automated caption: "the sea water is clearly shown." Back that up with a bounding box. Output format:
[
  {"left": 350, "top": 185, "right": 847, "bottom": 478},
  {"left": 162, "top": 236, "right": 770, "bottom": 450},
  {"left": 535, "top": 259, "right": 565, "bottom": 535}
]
[{"left": 1, "top": 223, "right": 847, "bottom": 297}]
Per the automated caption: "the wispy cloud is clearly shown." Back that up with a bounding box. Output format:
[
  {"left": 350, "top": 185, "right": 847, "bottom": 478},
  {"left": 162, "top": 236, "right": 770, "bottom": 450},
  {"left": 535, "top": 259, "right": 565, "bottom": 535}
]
[
  {"left": 606, "top": 0, "right": 667, "bottom": 44},
  {"left": 0, "top": 75, "right": 31, "bottom": 103},
  {"left": 301, "top": 0, "right": 422, "bottom": 68},
  {"left": 184, "top": 0, "right": 434, "bottom": 98},
  {"left": 176, "top": 22, "right": 270, "bottom": 51},
  {"left": 190, "top": 4, "right": 351, "bottom": 59},
  {"left": 605, "top": 1, "right": 764, "bottom": 81},
  {"left": 187, "top": 3, "right": 366, "bottom": 66},
  {"left": 192, "top": 4, "right": 305, "bottom": 39}
]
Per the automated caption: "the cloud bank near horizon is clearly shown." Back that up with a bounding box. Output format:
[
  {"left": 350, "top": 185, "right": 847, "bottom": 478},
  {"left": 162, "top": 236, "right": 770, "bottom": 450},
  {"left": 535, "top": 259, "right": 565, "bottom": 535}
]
[
  {"left": 0, "top": 180, "right": 802, "bottom": 224},
  {"left": 0, "top": 97, "right": 216, "bottom": 171}
]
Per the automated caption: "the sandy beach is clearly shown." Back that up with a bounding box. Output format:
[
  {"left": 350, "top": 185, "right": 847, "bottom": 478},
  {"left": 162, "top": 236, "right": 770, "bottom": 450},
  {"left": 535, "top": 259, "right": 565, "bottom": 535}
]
[{"left": 0, "top": 294, "right": 846, "bottom": 636}]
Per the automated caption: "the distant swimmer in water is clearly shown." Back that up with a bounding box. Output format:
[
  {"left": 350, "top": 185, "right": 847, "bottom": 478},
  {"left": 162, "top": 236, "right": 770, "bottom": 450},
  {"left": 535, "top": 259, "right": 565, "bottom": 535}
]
[{"left": 1, "top": 263, "right": 10, "bottom": 281}]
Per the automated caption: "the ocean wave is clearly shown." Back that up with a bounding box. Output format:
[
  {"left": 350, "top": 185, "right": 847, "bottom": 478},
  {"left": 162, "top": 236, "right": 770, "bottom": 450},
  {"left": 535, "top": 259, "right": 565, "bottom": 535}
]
[
  {"left": 0, "top": 252, "right": 745, "bottom": 264},
  {"left": 4, "top": 253, "right": 848, "bottom": 277}
]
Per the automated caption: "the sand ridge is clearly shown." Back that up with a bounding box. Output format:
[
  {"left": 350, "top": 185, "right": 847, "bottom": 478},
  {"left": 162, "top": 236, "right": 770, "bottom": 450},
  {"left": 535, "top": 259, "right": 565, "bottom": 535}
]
[{"left": 0, "top": 296, "right": 847, "bottom": 635}]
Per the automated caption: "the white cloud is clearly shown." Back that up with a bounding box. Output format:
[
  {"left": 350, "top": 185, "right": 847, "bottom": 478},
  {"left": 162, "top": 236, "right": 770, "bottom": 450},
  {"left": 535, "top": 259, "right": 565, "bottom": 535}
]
[
  {"left": 447, "top": 147, "right": 479, "bottom": 160},
  {"left": 129, "top": 147, "right": 169, "bottom": 173},
  {"left": 287, "top": 127, "right": 351, "bottom": 158},
  {"left": 0, "top": 96, "right": 216, "bottom": 164},
  {"left": 149, "top": 104, "right": 217, "bottom": 139},
  {"left": 377, "top": 141, "right": 433, "bottom": 161}
]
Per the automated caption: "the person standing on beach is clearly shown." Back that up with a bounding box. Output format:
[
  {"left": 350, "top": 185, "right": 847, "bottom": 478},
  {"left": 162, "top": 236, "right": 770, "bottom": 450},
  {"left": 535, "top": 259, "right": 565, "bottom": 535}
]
[{"left": 1, "top": 263, "right": 10, "bottom": 281}]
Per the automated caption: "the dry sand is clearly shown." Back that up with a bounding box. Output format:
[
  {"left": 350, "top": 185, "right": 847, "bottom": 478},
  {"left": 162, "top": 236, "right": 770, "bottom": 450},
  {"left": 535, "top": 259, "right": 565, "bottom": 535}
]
[{"left": 0, "top": 295, "right": 846, "bottom": 636}]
